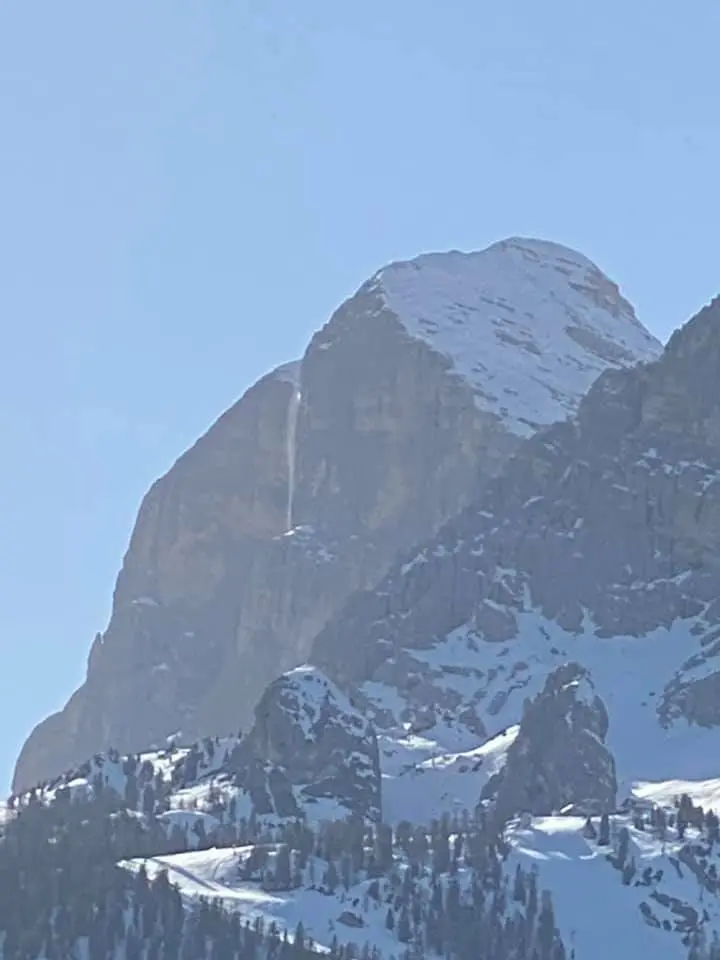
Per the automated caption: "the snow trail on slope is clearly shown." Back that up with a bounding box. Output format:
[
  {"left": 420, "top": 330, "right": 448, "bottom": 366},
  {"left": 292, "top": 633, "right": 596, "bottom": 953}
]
[{"left": 126, "top": 849, "right": 400, "bottom": 956}]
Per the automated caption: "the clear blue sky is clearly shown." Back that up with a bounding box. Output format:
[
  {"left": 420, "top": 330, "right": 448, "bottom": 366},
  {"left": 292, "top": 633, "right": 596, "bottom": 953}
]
[{"left": 1, "top": 1, "right": 718, "bottom": 791}]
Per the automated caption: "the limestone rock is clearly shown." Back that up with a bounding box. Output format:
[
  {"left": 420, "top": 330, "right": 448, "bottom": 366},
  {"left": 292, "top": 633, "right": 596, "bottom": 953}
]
[
  {"left": 483, "top": 663, "right": 617, "bottom": 820},
  {"left": 232, "top": 666, "right": 381, "bottom": 822}
]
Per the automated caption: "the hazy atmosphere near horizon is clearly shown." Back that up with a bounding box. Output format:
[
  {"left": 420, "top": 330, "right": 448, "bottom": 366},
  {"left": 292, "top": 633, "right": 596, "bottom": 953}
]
[{"left": 1, "top": 1, "right": 719, "bottom": 792}]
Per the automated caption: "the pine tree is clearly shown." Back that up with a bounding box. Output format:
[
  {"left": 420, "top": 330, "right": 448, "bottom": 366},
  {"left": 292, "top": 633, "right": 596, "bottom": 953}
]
[
  {"left": 537, "top": 892, "right": 556, "bottom": 960},
  {"left": 582, "top": 816, "right": 597, "bottom": 840},
  {"left": 375, "top": 823, "right": 393, "bottom": 873},
  {"left": 598, "top": 813, "right": 610, "bottom": 846},
  {"left": 142, "top": 783, "right": 156, "bottom": 818},
  {"left": 616, "top": 826, "right": 630, "bottom": 868},
  {"left": 294, "top": 921, "right": 305, "bottom": 953},
  {"left": 124, "top": 772, "right": 139, "bottom": 810},
  {"left": 325, "top": 859, "right": 339, "bottom": 894},
  {"left": 621, "top": 856, "right": 636, "bottom": 886},
  {"left": 341, "top": 853, "right": 353, "bottom": 891},
  {"left": 707, "top": 809, "right": 719, "bottom": 844},
  {"left": 275, "top": 844, "right": 292, "bottom": 891},
  {"left": 397, "top": 907, "right": 412, "bottom": 944}
]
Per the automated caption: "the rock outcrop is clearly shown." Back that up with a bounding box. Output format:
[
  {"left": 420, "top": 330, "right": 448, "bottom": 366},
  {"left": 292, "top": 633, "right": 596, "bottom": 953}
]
[
  {"left": 14, "top": 237, "right": 660, "bottom": 791},
  {"left": 232, "top": 666, "right": 381, "bottom": 822},
  {"left": 483, "top": 664, "right": 617, "bottom": 820}
]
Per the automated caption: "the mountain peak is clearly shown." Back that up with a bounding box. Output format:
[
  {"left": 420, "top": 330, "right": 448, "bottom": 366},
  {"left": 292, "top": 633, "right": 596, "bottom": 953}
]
[
  {"left": 372, "top": 236, "right": 662, "bottom": 436},
  {"left": 14, "top": 235, "right": 663, "bottom": 796}
]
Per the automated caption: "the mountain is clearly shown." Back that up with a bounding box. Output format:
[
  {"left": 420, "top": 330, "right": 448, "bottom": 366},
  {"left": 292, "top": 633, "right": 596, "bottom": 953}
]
[
  {"left": 11, "top": 281, "right": 720, "bottom": 959},
  {"left": 219, "top": 293, "right": 720, "bottom": 955},
  {"left": 303, "top": 296, "right": 720, "bottom": 800},
  {"left": 59, "top": 288, "right": 712, "bottom": 959},
  {"left": 13, "top": 237, "right": 660, "bottom": 792},
  {"left": 8, "top": 709, "right": 720, "bottom": 960},
  {"left": 3, "top": 771, "right": 575, "bottom": 960}
]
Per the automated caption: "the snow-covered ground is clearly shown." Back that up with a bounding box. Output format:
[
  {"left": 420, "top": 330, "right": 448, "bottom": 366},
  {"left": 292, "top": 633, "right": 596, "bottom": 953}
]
[
  {"left": 380, "top": 726, "right": 517, "bottom": 824},
  {"left": 375, "top": 237, "right": 661, "bottom": 436},
  {"left": 509, "top": 814, "right": 720, "bottom": 960},
  {"left": 633, "top": 778, "right": 720, "bottom": 813},
  {"left": 122, "top": 807, "right": 720, "bottom": 960},
  {"left": 124, "top": 848, "right": 400, "bottom": 956},
  {"left": 364, "top": 604, "right": 720, "bottom": 801},
  {"left": 19, "top": 601, "right": 720, "bottom": 839}
]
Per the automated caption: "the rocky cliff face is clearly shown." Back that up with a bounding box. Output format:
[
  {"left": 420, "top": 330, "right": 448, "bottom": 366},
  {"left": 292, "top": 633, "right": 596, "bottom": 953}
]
[
  {"left": 231, "top": 666, "right": 381, "bottom": 822},
  {"left": 307, "top": 297, "right": 720, "bottom": 801},
  {"left": 484, "top": 663, "right": 617, "bottom": 821},
  {"left": 14, "top": 237, "right": 660, "bottom": 792}
]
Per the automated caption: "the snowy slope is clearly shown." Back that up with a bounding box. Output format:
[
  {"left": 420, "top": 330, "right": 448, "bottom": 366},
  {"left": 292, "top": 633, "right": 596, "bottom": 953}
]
[
  {"left": 373, "top": 237, "right": 662, "bottom": 435},
  {"left": 34, "top": 605, "right": 720, "bottom": 836},
  {"left": 634, "top": 780, "right": 720, "bottom": 814},
  {"left": 125, "top": 849, "right": 401, "bottom": 956},
  {"left": 379, "top": 726, "right": 518, "bottom": 825},
  {"left": 19, "top": 694, "right": 375, "bottom": 838},
  {"left": 361, "top": 606, "right": 720, "bottom": 802},
  {"left": 509, "top": 813, "right": 720, "bottom": 960},
  {"left": 121, "top": 804, "right": 720, "bottom": 960}
]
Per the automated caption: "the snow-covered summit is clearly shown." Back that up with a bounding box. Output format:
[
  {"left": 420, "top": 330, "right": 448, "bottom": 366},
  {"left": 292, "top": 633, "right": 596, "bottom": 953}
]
[
  {"left": 372, "top": 236, "right": 662, "bottom": 436},
  {"left": 263, "top": 664, "right": 367, "bottom": 741}
]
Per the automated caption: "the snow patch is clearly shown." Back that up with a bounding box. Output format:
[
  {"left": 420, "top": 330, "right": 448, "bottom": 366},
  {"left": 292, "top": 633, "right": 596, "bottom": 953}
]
[{"left": 374, "top": 237, "right": 661, "bottom": 437}]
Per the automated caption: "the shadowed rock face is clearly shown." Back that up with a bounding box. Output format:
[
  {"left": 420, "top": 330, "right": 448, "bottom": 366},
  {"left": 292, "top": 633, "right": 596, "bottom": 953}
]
[
  {"left": 231, "top": 666, "right": 381, "bottom": 822},
  {"left": 483, "top": 664, "right": 617, "bottom": 820},
  {"left": 14, "top": 239, "right": 659, "bottom": 792},
  {"left": 15, "top": 301, "right": 496, "bottom": 792}
]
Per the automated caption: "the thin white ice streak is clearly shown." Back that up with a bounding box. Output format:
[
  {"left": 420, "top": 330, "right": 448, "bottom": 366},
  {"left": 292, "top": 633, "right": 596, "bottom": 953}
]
[{"left": 285, "top": 387, "right": 302, "bottom": 532}]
